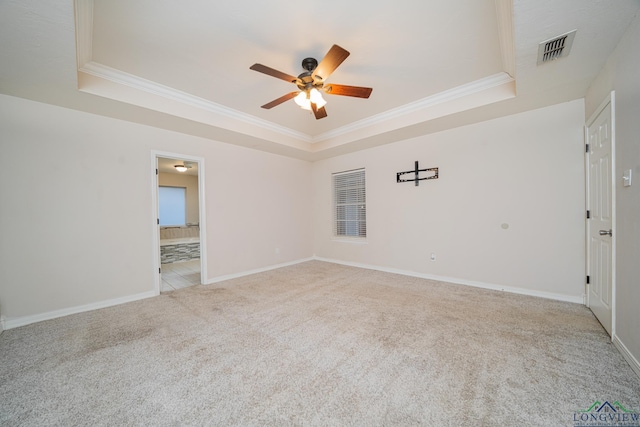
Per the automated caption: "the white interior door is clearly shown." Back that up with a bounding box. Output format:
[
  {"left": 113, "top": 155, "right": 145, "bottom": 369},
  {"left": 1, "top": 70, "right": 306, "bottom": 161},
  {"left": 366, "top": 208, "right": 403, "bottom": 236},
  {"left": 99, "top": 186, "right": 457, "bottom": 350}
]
[{"left": 586, "top": 98, "right": 614, "bottom": 336}]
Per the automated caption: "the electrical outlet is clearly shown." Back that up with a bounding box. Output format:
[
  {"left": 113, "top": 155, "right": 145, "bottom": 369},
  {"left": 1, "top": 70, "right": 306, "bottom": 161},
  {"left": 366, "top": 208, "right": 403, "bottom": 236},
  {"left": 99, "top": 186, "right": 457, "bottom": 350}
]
[{"left": 430, "top": 253, "right": 436, "bottom": 261}]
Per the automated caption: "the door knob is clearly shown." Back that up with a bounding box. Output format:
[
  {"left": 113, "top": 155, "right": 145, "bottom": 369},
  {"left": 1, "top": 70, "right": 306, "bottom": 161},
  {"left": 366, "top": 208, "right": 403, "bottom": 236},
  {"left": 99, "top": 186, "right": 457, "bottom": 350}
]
[{"left": 599, "top": 229, "right": 613, "bottom": 236}]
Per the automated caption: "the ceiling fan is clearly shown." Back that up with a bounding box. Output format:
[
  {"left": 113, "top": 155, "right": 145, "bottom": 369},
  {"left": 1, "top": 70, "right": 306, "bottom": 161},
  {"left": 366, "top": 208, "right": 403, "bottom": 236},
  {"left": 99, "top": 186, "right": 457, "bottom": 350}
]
[{"left": 249, "top": 44, "right": 373, "bottom": 120}]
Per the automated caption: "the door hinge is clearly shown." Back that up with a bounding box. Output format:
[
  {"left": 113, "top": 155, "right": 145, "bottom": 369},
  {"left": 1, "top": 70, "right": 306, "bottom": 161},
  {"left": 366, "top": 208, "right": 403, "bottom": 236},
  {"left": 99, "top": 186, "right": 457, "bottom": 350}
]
[
  {"left": 159, "top": 267, "right": 161, "bottom": 274},
  {"left": 586, "top": 275, "right": 590, "bottom": 284},
  {"left": 585, "top": 144, "right": 589, "bottom": 153},
  {"left": 156, "top": 168, "right": 158, "bottom": 175},
  {"left": 157, "top": 218, "right": 159, "bottom": 225},
  {"left": 586, "top": 210, "right": 591, "bottom": 219}
]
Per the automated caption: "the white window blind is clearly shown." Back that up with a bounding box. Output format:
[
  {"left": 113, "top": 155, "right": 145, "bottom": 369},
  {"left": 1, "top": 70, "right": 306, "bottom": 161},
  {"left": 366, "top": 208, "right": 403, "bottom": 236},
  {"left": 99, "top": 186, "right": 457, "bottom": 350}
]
[
  {"left": 333, "top": 168, "right": 366, "bottom": 238},
  {"left": 158, "top": 186, "right": 186, "bottom": 226}
]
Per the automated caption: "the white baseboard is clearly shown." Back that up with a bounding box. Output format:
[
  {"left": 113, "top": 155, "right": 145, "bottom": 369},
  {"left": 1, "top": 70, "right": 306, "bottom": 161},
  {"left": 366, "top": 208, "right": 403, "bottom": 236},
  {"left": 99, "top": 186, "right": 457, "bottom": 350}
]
[
  {"left": 313, "top": 256, "right": 584, "bottom": 304},
  {"left": 2, "top": 258, "right": 314, "bottom": 330},
  {"left": 1, "top": 256, "right": 585, "bottom": 330},
  {"left": 3, "top": 290, "right": 157, "bottom": 330},
  {"left": 613, "top": 335, "right": 640, "bottom": 380},
  {"left": 0, "top": 315, "right": 5, "bottom": 334},
  {"left": 205, "top": 257, "right": 315, "bottom": 285}
]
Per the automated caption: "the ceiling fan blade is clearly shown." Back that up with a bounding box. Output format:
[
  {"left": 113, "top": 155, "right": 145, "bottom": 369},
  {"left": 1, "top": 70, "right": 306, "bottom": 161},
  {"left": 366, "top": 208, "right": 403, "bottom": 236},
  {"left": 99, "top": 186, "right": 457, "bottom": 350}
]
[
  {"left": 324, "top": 84, "right": 373, "bottom": 98},
  {"left": 311, "top": 103, "right": 328, "bottom": 120},
  {"left": 250, "top": 64, "right": 299, "bottom": 84},
  {"left": 261, "top": 92, "right": 298, "bottom": 109},
  {"left": 312, "top": 45, "right": 350, "bottom": 81}
]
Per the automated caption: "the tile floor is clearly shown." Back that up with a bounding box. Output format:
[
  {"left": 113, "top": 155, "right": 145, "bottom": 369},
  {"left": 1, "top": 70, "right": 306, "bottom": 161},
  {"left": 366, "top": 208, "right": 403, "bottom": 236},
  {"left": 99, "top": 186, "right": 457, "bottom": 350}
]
[{"left": 161, "top": 259, "right": 201, "bottom": 292}]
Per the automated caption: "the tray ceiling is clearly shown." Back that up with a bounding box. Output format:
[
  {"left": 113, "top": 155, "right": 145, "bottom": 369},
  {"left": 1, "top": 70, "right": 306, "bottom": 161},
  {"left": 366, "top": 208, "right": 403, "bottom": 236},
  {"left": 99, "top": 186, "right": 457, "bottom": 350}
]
[{"left": 1, "top": 0, "right": 638, "bottom": 160}]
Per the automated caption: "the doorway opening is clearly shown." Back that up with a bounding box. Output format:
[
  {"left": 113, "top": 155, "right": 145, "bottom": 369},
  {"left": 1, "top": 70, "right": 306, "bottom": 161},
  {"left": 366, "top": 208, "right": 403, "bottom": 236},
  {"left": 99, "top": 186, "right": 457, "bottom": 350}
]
[{"left": 151, "top": 151, "right": 207, "bottom": 294}]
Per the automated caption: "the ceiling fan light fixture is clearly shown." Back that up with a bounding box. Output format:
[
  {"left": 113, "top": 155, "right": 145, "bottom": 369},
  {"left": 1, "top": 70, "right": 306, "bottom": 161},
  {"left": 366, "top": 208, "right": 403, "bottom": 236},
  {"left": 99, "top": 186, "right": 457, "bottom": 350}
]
[
  {"left": 294, "top": 91, "right": 312, "bottom": 110},
  {"left": 250, "top": 44, "right": 372, "bottom": 120},
  {"left": 309, "top": 88, "right": 327, "bottom": 108}
]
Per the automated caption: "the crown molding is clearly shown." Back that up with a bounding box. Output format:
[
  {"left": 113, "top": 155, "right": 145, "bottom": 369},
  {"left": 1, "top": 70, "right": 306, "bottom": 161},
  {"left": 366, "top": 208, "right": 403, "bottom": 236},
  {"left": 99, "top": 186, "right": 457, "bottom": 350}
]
[
  {"left": 311, "top": 72, "right": 515, "bottom": 144},
  {"left": 79, "top": 61, "right": 514, "bottom": 150},
  {"left": 495, "top": 0, "right": 516, "bottom": 78},
  {"left": 74, "top": 0, "right": 94, "bottom": 69},
  {"left": 73, "top": 0, "right": 311, "bottom": 145},
  {"left": 79, "top": 61, "right": 312, "bottom": 143}
]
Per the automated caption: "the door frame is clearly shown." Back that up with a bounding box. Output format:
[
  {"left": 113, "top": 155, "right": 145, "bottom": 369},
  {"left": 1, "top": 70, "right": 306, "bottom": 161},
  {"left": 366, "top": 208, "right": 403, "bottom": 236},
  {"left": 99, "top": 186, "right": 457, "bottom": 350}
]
[
  {"left": 151, "top": 150, "right": 207, "bottom": 294},
  {"left": 584, "top": 90, "right": 616, "bottom": 338}
]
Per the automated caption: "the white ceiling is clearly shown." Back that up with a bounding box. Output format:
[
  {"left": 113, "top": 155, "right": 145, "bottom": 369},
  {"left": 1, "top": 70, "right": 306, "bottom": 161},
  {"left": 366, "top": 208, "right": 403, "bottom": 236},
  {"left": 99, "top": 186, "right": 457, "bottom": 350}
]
[
  {"left": 90, "top": 0, "right": 503, "bottom": 135},
  {"left": 1, "top": 0, "right": 639, "bottom": 161}
]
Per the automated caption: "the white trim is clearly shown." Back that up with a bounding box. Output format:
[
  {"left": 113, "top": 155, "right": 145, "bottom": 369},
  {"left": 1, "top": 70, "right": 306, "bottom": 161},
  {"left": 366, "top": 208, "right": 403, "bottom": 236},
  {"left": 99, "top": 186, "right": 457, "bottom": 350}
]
[
  {"left": 584, "top": 122, "right": 590, "bottom": 309},
  {"left": 73, "top": 0, "right": 94, "bottom": 69},
  {"left": 312, "top": 72, "right": 514, "bottom": 143},
  {"left": 205, "top": 257, "right": 314, "bottom": 285},
  {"left": 78, "top": 60, "right": 513, "bottom": 148},
  {"left": 3, "top": 291, "right": 157, "bottom": 330},
  {"left": 0, "top": 315, "right": 5, "bottom": 334},
  {"left": 613, "top": 335, "right": 640, "bottom": 380},
  {"left": 150, "top": 153, "right": 161, "bottom": 295},
  {"left": 3, "top": 258, "right": 308, "bottom": 330},
  {"left": 610, "top": 91, "right": 617, "bottom": 339},
  {"left": 494, "top": 0, "right": 516, "bottom": 78},
  {"left": 610, "top": 90, "right": 618, "bottom": 340},
  {"left": 586, "top": 90, "right": 615, "bottom": 127},
  {"left": 331, "top": 238, "right": 368, "bottom": 245},
  {"left": 80, "top": 62, "right": 312, "bottom": 143},
  {"left": 151, "top": 150, "right": 207, "bottom": 293},
  {"left": 313, "top": 256, "right": 584, "bottom": 304},
  {"left": 197, "top": 157, "right": 208, "bottom": 283}
]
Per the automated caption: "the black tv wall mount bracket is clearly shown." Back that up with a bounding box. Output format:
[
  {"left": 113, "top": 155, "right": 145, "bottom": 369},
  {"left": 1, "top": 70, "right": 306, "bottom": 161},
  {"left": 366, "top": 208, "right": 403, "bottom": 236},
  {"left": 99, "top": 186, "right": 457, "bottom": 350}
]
[{"left": 396, "top": 161, "right": 439, "bottom": 186}]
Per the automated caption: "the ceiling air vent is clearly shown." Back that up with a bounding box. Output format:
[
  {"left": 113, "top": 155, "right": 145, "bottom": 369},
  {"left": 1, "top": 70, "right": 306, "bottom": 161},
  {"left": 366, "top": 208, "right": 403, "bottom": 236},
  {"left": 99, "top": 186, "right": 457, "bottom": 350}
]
[{"left": 537, "top": 30, "right": 577, "bottom": 65}]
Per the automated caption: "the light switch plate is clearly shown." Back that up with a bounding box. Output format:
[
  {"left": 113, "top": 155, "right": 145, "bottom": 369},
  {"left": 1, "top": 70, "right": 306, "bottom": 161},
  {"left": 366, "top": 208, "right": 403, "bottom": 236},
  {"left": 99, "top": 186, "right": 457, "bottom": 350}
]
[{"left": 623, "top": 169, "right": 632, "bottom": 187}]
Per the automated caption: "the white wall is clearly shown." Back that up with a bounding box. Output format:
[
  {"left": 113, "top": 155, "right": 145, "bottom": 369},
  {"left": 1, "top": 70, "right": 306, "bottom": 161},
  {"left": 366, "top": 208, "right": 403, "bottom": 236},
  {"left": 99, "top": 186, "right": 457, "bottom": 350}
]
[
  {"left": 586, "top": 12, "right": 640, "bottom": 374},
  {"left": 0, "top": 94, "right": 313, "bottom": 324},
  {"left": 0, "top": 94, "right": 590, "bottom": 326},
  {"left": 158, "top": 172, "right": 199, "bottom": 225},
  {"left": 313, "top": 100, "right": 586, "bottom": 301}
]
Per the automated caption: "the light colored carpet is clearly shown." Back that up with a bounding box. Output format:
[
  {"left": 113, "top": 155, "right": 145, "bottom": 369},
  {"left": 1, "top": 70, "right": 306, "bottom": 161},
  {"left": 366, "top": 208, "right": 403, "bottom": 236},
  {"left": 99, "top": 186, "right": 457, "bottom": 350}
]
[{"left": 1, "top": 261, "right": 638, "bottom": 426}]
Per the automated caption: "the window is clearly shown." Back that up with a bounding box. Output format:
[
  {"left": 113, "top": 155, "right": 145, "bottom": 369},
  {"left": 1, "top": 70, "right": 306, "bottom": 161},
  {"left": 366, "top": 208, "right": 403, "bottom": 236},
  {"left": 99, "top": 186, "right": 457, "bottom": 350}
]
[
  {"left": 158, "top": 186, "right": 186, "bottom": 226},
  {"left": 333, "top": 168, "right": 366, "bottom": 238}
]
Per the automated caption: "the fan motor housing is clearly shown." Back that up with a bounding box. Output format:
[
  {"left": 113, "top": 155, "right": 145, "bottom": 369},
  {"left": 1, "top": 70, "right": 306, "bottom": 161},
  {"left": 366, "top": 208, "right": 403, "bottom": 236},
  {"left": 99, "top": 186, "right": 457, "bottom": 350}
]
[
  {"left": 301, "top": 57, "right": 318, "bottom": 72},
  {"left": 298, "top": 57, "right": 323, "bottom": 90}
]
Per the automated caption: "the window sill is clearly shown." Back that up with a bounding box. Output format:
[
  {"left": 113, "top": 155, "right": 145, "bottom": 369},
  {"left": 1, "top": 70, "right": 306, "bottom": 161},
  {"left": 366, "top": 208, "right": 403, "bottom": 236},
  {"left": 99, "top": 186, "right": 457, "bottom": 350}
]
[{"left": 332, "top": 237, "right": 368, "bottom": 244}]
